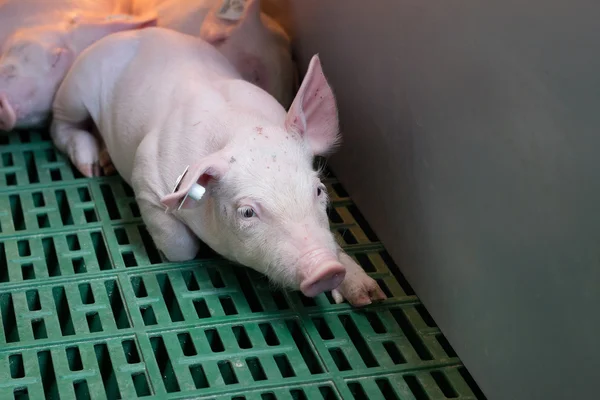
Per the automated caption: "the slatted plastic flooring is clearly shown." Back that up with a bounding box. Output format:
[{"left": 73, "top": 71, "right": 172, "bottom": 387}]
[{"left": 0, "top": 130, "right": 485, "bottom": 399}]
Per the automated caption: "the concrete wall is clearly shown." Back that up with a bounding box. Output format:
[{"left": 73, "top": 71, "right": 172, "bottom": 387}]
[{"left": 275, "top": 1, "right": 600, "bottom": 399}]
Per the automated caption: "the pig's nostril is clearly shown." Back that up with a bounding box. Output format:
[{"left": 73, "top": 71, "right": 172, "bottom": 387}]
[{"left": 300, "top": 263, "right": 346, "bottom": 298}]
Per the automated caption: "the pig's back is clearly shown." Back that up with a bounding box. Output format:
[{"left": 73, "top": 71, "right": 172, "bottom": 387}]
[{"left": 101, "top": 27, "right": 241, "bottom": 180}]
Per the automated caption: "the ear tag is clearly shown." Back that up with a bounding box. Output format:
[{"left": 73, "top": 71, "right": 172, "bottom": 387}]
[
  {"left": 217, "top": 0, "right": 246, "bottom": 21},
  {"left": 166, "top": 165, "right": 207, "bottom": 213},
  {"left": 179, "top": 183, "right": 206, "bottom": 210}
]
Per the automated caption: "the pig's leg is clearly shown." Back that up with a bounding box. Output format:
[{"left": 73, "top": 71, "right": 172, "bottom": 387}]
[
  {"left": 332, "top": 251, "right": 388, "bottom": 307},
  {"left": 137, "top": 199, "right": 200, "bottom": 262},
  {"left": 99, "top": 147, "right": 116, "bottom": 175},
  {"left": 90, "top": 125, "right": 116, "bottom": 176},
  {"left": 51, "top": 78, "right": 101, "bottom": 178},
  {"left": 51, "top": 119, "right": 101, "bottom": 177}
]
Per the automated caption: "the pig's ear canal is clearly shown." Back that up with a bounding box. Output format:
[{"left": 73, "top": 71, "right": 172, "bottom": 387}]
[
  {"left": 285, "top": 55, "right": 340, "bottom": 157},
  {"left": 160, "top": 156, "right": 230, "bottom": 211}
]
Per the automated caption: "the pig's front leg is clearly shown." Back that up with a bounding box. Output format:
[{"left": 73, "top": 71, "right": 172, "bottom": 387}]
[
  {"left": 137, "top": 199, "right": 201, "bottom": 262},
  {"left": 332, "top": 251, "right": 388, "bottom": 307},
  {"left": 98, "top": 146, "right": 116, "bottom": 176},
  {"left": 92, "top": 126, "right": 116, "bottom": 176}
]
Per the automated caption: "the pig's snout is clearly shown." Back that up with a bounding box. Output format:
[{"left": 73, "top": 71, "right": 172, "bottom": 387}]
[
  {"left": 300, "top": 262, "right": 346, "bottom": 297},
  {"left": 297, "top": 249, "right": 346, "bottom": 297},
  {"left": 0, "top": 94, "right": 16, "bottom": 131}
]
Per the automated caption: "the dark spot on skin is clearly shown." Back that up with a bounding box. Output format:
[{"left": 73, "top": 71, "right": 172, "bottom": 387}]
[
  {"left": 229, "top": 156, "right": 236, "bottom": 163},
  {"left": 222, "top": 206, "right": 228, "bottom": 217},
  {"left": 266, "top": 166, "right": 270, "bottom": 169}
]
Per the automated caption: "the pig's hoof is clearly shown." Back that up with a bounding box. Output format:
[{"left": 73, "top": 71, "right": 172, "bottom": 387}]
[
  {"left": 76, "top": 162, "right": 101, "bottom": 178},
  {"left": 332, "top": 275, "right": 387, "bottom": 307},
  {"left": 99, "top": 149, "right": 116, "bottom": 176}
]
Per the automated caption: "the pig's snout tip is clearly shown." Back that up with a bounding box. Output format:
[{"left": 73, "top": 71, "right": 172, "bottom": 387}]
[
  {"left": 300, "top": 262, "right": 346, "bottom": 298},
  {"left": 0, "top": 94, "right": 16, "bottom": 131}
]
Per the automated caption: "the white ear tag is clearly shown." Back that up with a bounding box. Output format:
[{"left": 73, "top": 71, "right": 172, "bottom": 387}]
[
  {"left": 166, "top": 165, "right": 207, "bottom": 212},
  {"left": 187, "top": 184, "right": 206, "bottom": 200},
  {"left": 178, "top": 183, "right": 205, "bottom": 210},
  {"left": 217, "top": 0, "right": 246, "bottom": 21}
]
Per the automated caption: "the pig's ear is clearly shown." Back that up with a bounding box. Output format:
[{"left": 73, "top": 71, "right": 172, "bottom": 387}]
[
  {"left": 285, "top": 55, "right": 340, "bottom": 156},
  {"left": 160, "top": 155, "right": 230, "bottom": 211},
  {"left": 67, "top": 12, "right": 158, "bottom": 48}
]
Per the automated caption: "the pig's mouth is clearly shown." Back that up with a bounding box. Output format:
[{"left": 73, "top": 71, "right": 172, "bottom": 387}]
[{"left": 0, "top": 93, "right": 17, "bottom": 131}]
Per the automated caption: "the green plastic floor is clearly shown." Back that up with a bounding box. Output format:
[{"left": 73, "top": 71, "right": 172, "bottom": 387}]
[{"left": 0, "top": 130, "right": 485, "bottom": 400}]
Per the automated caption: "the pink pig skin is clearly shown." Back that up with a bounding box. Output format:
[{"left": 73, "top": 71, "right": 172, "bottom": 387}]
[
  {"left": 50, "top": 27, "right": 387, "bottom": 306},
  {"left": 0, "top": 0, "right": 157, "bottom": 131},
  {"left": 131, "top": 0, "right": 296, "bottom": 109}
]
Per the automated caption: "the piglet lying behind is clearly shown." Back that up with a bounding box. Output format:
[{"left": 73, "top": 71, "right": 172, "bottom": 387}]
[
  {"left": 51, "top": 27, "right": 386, "bottom": 306},
  {"left": 0, "top": 0, "right": 157, "bottom": 131},
  {"left": 130, "top": 0, "right": 297, "bottom": 108}
]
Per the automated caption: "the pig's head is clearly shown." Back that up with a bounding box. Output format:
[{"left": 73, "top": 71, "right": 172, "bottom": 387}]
[
  {"left": 200, "top": 0, "right": 296, "bottom": 109},
  {"left": 0, "top": 13, "right": 157, "bottom": 131},
  {"left": 162, "top": 55, "right": 344, "bottom": 297}
]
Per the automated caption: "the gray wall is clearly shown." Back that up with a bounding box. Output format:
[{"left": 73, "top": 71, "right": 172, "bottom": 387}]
[{"left": 277, "top": 1, "right": 600, "bottom": 399}]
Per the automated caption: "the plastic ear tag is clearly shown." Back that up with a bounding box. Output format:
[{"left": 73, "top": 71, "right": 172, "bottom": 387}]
[
  {"left": 166, "top": 165, "right": 207, "bottom": 212},
  {"left": 179, "top": 183, "right": 206, "bottom": 210},
  {"left": 217, "top": 0, "right": 246, "bottom": 21}
]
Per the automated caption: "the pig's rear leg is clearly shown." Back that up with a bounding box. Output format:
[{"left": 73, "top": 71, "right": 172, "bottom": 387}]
[
  {"left": 138, "top": 200, "right": 200, "bottom": 261},
  {"left": 50, "top": 119, "right": 101, "bottom": 178},
  {"left": 332, "top": 251, "right": 388, "bottom": 307},
  {"left": 51, "top": 75, "right": 101, "bottom": 178}
]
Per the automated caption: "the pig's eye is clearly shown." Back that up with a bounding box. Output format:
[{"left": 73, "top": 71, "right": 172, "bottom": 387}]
[
  {"left": 316, "top": 184, "right": 326, "bottom": 198},
  {"left": 239, "top": 207, "right": 256, "bottom": 219}
]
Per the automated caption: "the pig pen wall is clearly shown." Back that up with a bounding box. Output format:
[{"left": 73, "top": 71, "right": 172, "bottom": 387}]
[{"left": 265, "top": 1, "right": 600, "bottom": 399}]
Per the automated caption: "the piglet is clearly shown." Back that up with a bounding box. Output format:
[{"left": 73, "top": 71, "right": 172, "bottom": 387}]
[
  {"left": 0, "top": 0, "right": 157, "bottom": 131},
  {"left": 51, "top": 27, "right": 386, "bottom": 306},
  {"left": 130, "top": 0, "right": 296, "bottom": 108}
]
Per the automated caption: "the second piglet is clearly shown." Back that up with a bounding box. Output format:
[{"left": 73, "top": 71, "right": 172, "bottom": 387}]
[{"left": 51, "top": 27, "right": 386, "bottom": 306}]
